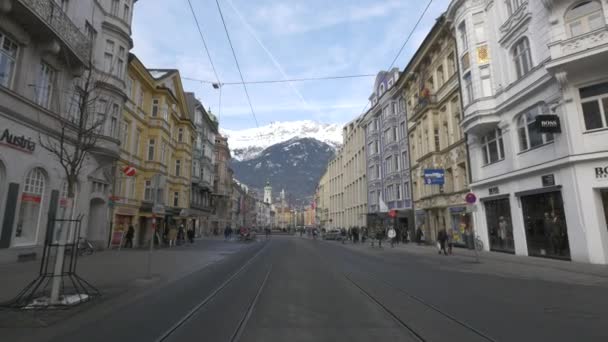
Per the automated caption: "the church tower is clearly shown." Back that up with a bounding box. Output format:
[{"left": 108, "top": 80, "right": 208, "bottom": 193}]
[{"left": 264, "top": 181, "right": 272, "bottom": 204}]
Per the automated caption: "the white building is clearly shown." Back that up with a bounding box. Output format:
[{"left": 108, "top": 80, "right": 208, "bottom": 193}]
[
  {"left": 0, "top": 0, "right": 135, "bottom": 262},
  {"left": 447, "top": 0, "right": 608, "bottom": 263}
]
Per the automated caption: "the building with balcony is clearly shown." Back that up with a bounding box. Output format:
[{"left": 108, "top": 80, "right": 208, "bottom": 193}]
[
  {"left": 446, "top": 0, "right": 608, "bottom": 264},
  {"left": 0, "top": 0, "right": 136, "bottom": 261},
  {"left": 362, "top": 69, "right": 414, "bottom": 234},
  {"left": 399, "top": 15, "right": 470, "bottom": 243},
  {"left": 185, "top": 92, "right": 217, "bottom": 236},
  {"left": 111, "top": 54, "right": 195, "bottom": 246}
]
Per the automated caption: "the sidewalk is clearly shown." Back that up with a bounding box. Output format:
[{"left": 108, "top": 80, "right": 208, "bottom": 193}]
[
  {"left": 316, "top": 236, "right": 608, "bottom": 287},
  {"left": 0, "top": 238, "right": 247, "bottom": 304}
]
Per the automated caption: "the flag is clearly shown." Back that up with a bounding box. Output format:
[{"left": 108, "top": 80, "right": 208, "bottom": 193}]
[{"left": 379, "top": 194, "right": 389, "bottom": 213}]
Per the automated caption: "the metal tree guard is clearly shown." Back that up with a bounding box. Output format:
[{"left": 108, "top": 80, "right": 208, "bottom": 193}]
[{"left": 1, "top": 215, "right": 100, "bottom": 309}]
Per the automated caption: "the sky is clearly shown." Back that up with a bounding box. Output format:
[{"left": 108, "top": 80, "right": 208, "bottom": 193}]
[{"left": 131, "top": 0, "right": 450, "bottom": 130}]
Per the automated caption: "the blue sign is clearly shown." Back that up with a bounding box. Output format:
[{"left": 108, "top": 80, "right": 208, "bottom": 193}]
[{"left": 424, "top": 169, "right": 445, "bottom": 185}]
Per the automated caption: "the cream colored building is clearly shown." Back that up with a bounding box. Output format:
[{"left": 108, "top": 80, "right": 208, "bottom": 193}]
[
  {"left": 399, "top": 15, "right": 470, "bottom": 243},
  {"left": 317, "top": 116, "right": 367, "bottom": 230}
]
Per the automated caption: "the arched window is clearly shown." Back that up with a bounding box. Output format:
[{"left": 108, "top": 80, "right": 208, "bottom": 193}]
[
  {"left": 517, "top": 104, "right": 554, "bottom": 151},
  {"left": 14, "top": 168, "right": 46, "bottom": 245},
  {"left": 379, "top": 83, "right": 385, "bottom": 94},
  {"left": 565, "top": 1, "right": 605, "bottom": 37},
  {"left": 512, "top": 37, "right": 533, "bottom": 79}
]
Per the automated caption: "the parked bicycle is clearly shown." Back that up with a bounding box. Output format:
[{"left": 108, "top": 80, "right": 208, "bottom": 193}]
[{"left": 65, "top": 238, "right": 94, "bottom": 256}]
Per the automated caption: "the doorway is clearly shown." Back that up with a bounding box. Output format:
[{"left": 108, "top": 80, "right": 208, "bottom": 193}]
[{"left": 602, "top": 190, "right": 608, "bottom": 233}]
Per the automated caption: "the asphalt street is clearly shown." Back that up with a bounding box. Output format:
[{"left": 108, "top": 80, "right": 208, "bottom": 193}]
[{"left": 16, "top": 236, "right": 608, "bottom": 341}]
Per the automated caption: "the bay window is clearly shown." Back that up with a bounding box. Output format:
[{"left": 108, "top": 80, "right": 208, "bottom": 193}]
[
  {"left": 481, "top": 129, "right": 505, "bottom": 165},
  {"left": 517, "top": 104, "right": 554, "bottom": 151}
]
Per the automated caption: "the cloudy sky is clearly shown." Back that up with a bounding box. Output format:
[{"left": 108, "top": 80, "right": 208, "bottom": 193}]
[{"left": 132, "top": 0, "right": 449, "bottom": 130}]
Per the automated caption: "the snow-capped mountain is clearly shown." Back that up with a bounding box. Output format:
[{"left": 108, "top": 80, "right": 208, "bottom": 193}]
[
  {"left": 222, "top": 120, "right": 342, "bottom": 161},
  {"left": 230, "top": 137, "right": 335, "bottom": 201}
]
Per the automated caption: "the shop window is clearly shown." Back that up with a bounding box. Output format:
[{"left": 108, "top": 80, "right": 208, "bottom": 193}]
[
  {"left": 521, "top": 191, "right": 570, "bottom": 260},
  {"left": 517, "top": 104, "right": 554, "bottom": 151},
  {"left": 481, "top": 128, "right": 505, "bottom": 165},
  {"left": 579, "top": 81, "right": 608, "bottom": 130},
  {"left": 485, "top": 198, "right": 515, "bottom": 253},
  {"left": 565, "top": 1, "right": 605, "bottom": 37},
  {"left": 14, "top": 168, "right": 47, "bottom": 246}
]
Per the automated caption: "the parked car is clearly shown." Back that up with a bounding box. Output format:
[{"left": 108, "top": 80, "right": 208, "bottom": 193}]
[{"left": 323, "top": 229, "right": 341, "bottom": 240}]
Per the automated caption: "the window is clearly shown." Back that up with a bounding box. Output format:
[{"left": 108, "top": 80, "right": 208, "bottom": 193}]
[
  {"left": 480, "top": 66, "right": 492, "bottom": 97},
  {"left": 0, "top": 32, "right": 18, "bottom": 88},
  {"left": 110, "top": 104, "right": 119, "bottom": 137},
  {"left": 160, "top": 141, "right": 167, "bottom": 164},
  {"left": 473, "top": 12, "right": 486, "bottom": 43},
  {"left": 173, "top": 192, "right": 179, "bottom": 207},
  {"left": 506, "top": 0, "right": 523, "bottom": 15},
  {"left": 15, "top": 168, "right": 46, "bottom": 245},
  {"left": 399, "top": 122, "right": 406, "bottom": 140},
  {"left": 123, "top": 2, "right": 131, "bottom": 22},
  {"left": 152, "top": 98, "right": 159, "bottom": 117},
  {"left": 394, "top": 154, "right": 400, "bottom": 172},
  {"left": 517, "top": 104, "right": 554, "bottom": 151},
  {"left": 35, "top": 62, "right": 55, "bottom": 109},
  {"left": 374, "top": 140, "right": 379, "bottom": 154},
  {"left": 385, "top": 156, "right": 393, "bottom": 173},
  {"left": 85, "top": 21, "right": 96, "bottom": 42},
  {"left": 382, "top": 105, "right": 390, "bottom": 119},
  {"left": 134, "top": 129, "right": 141, "bottom": 156},
  {"left": 580, "top": 82, "right": 608, "bottom": 130},
  {"left": 111, "top": 0, "right": 119, "bottom": 16},
  {"left": 565, "top": 1, "right": 604, "bottom": 37},
  {"left": 392, "top": 101, "right": 398, "bottom": 115},
  {"left": 148, "top": 139, "right": 155, "bottom": 161},
  {"left": 175, "top": 159, "right": 181, "bottom": 176},
  {"left": 96, "top": 99, "right": 107, "bottom": 132},
  {"left": 138, "top": 86, "right": 144, "bottom": 108},
  {"left": 512, "top": 38, "right": 532, "bottom": 79},
  {"left": 117, "top": 46, "right": 125, "bottom": 78},
  {"left": 126, "top": 76, "right": 133, "bottom": 99},
  {"left": 144, "top": 180, "right": 152, "bottom": 201},
  {"left": 178, "top": 127, "right": 184, "bottom": 142},
  {"left": 404, "top": 182, "right": 410, "bottom": 199},
  {"left": 436, "top": 66, "right": 445, "bottom": 87},
  {"left": 402, "top": 151, "right": 408, "bottom": 169},
  {"left": 458, "top": 21, "right": 468, "bottom": 50},
  {"left": 193, "top": 160, "right": 200, "bottom": 178},
  {"left": 374, "top": 118, "right": 379, "bottom": 131},
  {"left": 464, "top": 72, "right": 474, "bottom": 104},
  {"left": 379, "top": 83, "right": 385, "bottom": 94},
  {"left": 104, "top": 40, "right": 114, "bottom": 73},
  {"left": 461, "top": 52, "right": 471, "bottom": 70},
  {"left": 120, "top": 121, "right": 129, "bottom": 148},
  {"left": 434, "top": 128, "right": 441, "bottom": 151},
  {"left": 447, "top": 52, "right": 456, "bottom": 76},
  {"left": 481, "top": 129, "right": 505, "bottom": 165},
  {"left": 396, "top": 184, "right": 402, "bottom": 200}
]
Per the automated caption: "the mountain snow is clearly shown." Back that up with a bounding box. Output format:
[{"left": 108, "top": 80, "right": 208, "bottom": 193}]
[{"left": 222, "top": 120, "right": 342, "bottom": 161}]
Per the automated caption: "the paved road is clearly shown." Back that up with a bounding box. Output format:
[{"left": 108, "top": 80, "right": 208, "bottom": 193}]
[{"left": 15, "top": 236, "right": 608, "bottom": 341}]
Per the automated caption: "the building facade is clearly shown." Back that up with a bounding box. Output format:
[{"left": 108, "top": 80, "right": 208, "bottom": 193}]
[
  {"left": 112, "top": 55, "right": 195, "bottom": 246},
  {"left": 447, "top": 0, "right": 608, "bottom": 263},
  {"left": 185, "top": 92, "right": 217, "bottom": 236},
  {"left": 0, "top": 0, "right": 135, "bottom": 261},
  {"left": 400, "top": 16, "right": 470, "bottom": 243},
  {"left": 211, "top": 134, "right": 231, "bottom": 231},
  {"left": 362, "top": 69, "right": 414, "bottom": 234}
]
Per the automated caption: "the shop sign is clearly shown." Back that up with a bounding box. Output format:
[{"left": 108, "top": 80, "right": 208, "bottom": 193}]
[
  {"left": 0, "top": 128, "right": 36, "bottom": 153},
  {"left": 22, "top": 193, "right": 41, "bottom": 203},
  {"left": 488, "top": 187, "right": 499, "bottom": 195},
  {"left": 535, "top": 115, "right": 561, "bottom": 133},
  {"left": 595, "top": 166, "right": 608, "bottom": 181},
  {"left": 542, "top": 174, "right": 556, "bottom": 187},
  {"left": 424, "top": 169, "right": 445, "bottom": 185},
  {"left": 115, "top": 207, "right": 138, "bottom": 216}
]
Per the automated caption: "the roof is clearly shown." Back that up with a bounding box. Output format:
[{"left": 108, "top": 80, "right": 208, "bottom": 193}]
[{"left": 148, "top": 69, "right": 178, "bottom": 80}]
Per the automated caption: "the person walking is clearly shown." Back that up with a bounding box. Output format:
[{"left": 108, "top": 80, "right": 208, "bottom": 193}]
[
  {"left": 376, "top": 228, "right": 384, "bottom": 248},
  {"left": 340, "top": 227, "right": 347, "bottom": 244},
  {"left": 168, "top": 225, "right": 178, "bottom": 247},
  {"left": 124, "top": 224, "right": 135, "bottom": 248},
  {"left": 437, "top": 228, "right": 448, "bottom": 255},
  {"left": 388, "top": 227, "right": 397, "bottom": 248},
  {"left": 416, "top": 227, "right": 423, "bottom": 245},
  {"left": 187, "top": 226, "right": 195, "bottom": 244},
  {"left": 447, "top": 229, "right": 454, "bottom": 255}
]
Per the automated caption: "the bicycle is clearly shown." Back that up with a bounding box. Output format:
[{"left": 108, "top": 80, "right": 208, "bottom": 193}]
[
  {"left": 474, "top": 235, "right": 483, "bottom": 252},
  {"left": 65, "top": 238, "right": 94, "bottom": 256}
]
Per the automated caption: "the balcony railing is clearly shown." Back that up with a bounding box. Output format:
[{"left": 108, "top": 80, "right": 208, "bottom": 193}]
[
  {"left": 548, "top": 26, "right": 608, "bottom": 69},
  {"left": 18, "top": 0, "right": 91, "bottom": 63}
]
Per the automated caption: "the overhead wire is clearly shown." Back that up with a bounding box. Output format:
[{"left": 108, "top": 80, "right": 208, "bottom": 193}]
[
  {"left": 357, "top": 0, "right": 434, "bottom": 117},
  {"left": 214, "top": 0, "right": 260, "bottom": 129},
  {"left": 182, "top": 74, "right": 377, "bottom": 85}
]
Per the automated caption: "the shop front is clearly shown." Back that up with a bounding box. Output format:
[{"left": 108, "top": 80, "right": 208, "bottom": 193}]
[
  {"left": 481, "top": 195, "right": 515, "bottom": 254},
  {"left": 517, "top": 187, "right": 570, "bottom": 260},
  {"left": 448, "top": 206, "right": 470, "bottom": 247}
]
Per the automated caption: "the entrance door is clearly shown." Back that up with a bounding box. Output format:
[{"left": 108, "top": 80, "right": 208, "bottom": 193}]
[
  {"left": 602, "top": 190, "right": 608, "bottom": 233},
  {"left": 484, "top": 198, "right": 515, "bottom": 253},
  {"left": 521, "top": 191, "right": 570, "bottom": 260}
]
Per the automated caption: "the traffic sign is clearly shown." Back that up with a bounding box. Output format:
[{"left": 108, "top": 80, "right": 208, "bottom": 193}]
[
  {"left": 123, "top": 166, "right": 136, "bottom": 177},
  {"left": 389, "top": 209, "right": 397, "bottom": 218},
  {"left": 465, "top": 192, "right": 477, "bottom": 204}
]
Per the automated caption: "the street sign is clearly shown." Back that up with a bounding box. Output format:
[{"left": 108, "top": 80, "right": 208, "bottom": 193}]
[
  {"left": 389, "top": 209, "right": 397, "bottom": 218},
  {"left": 424, "top": 169, "right": 445, "bottom": 185},
  {"left": 123, "top": 166, "right": 136, "bottom": 177},
  {"left": 465, "top": 192, "right": 477, "bottom": 204}
]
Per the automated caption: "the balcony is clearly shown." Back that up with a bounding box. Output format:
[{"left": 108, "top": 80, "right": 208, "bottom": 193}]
[
  {"left": 547, "top": 26, "right": 608, "bottom": 72},
  {"left": 11, "top": 0, "right": 92, "bottom": 65},
  {"left": 411, "top": 95, "right": 437, "bottom": 119}
]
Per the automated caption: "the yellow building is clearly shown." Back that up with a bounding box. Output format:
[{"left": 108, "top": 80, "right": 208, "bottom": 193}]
[
  {"left": 399, "top": 16, "right": 470, "bottom": 243},
  {"left": 111, "top": 54, "right": 195, "bottom": 246}
]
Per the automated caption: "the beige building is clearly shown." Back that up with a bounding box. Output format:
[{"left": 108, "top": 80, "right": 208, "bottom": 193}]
[
  {"left": 399, "top": 15, "right": 471, "bottom": 243},
  {"left": 317, "top": 116, "right": 367, "bottom": 230}
]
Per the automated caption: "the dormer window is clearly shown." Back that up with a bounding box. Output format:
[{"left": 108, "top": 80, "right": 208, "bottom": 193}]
[
  {"left": 388, "top": 79, "right": 394, "bottom": 89},
  {"left": 565, "top": 1, "right": 605, "bottom": 37},
  {"left": 379, "top": 83, "right": 385, "bottom": 94}
]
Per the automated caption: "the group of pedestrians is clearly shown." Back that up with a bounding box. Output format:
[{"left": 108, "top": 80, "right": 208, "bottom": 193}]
[{"left": 122, "top": 223, "right": 195, "bottom": 249}]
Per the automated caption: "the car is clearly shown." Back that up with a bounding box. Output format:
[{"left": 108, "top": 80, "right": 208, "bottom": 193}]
[{"left": 323, "top": 229, "right": 341, "bottom": 240}]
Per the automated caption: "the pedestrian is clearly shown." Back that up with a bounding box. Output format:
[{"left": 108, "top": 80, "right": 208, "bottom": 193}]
[
  {"left": 361, "top": 227, "right": 367, "bottom": 244},
  {"left": 437, "top": 229, "right": 448, "bottom": 255},
  {"left": 168, "top": 225, "right": 178, "bottom": 247},
  {"left": 416, "top": 227, "right": 423, "bottom": 245},
  {"left": 376, "top": 228, "right": 384, "bottom": 248},
  {"left": 224, "top": 226, "right": 229, "bottom": 240},
  {"left": 124, "top": 224, "right": 135, "bottom": 248},
  {"left": 187, "top": 226, "right": 195, "bottom": 244},
  {"left": 388, "top": 227, "right": 397, "bottom": 248},
  {"left": 340, "top": 227, "right": 347, "bottom": 244},
  {"left": 447, "top": 229, "right": 454, "bottom": 255}
]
